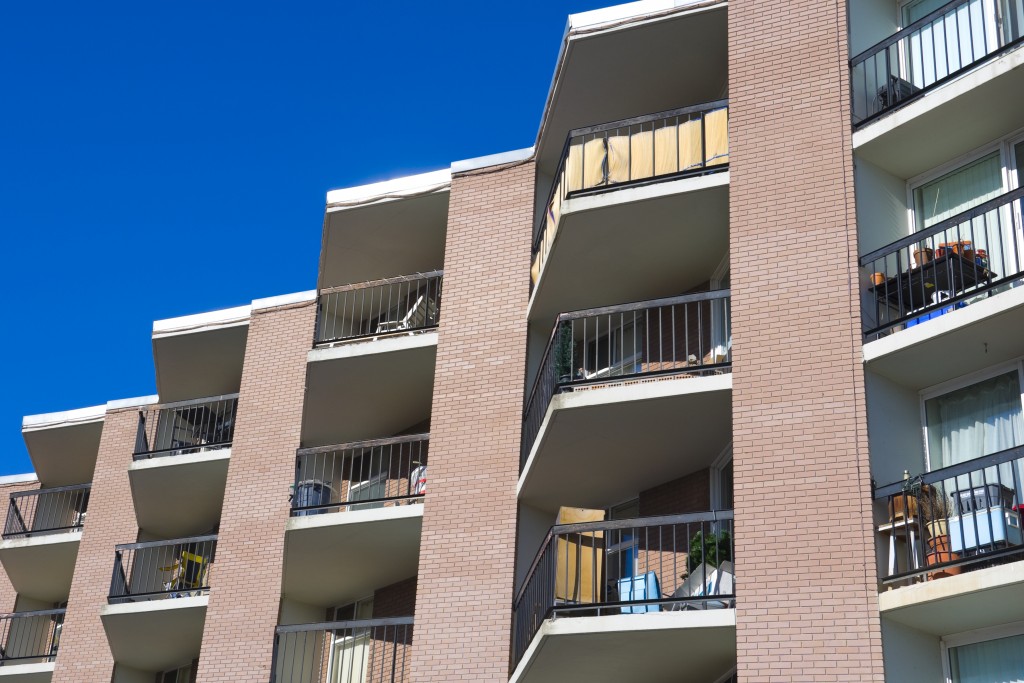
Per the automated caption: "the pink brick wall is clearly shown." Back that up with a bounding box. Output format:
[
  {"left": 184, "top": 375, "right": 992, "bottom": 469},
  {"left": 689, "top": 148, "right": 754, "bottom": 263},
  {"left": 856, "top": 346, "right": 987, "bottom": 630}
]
[
  {"left": 52, "top": 408, "right": 141, "bottom": 682},
  {"left": 411, "top": 158, "right": 534, "bottom": 683},
  {"left": 728, "top": 0, "right": 885, "bottom": 679},
  {"left": 195, "top": 300, "right": 315, "bottom": 682}
]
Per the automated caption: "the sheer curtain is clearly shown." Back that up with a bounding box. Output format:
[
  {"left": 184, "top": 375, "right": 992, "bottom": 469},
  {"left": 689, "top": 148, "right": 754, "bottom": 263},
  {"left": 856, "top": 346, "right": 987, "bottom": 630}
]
[
  {"left": 925, "top": 370, "right": 1024, "bottom": 500},
  {"left": 949, "top": 632, "right": 1024, "bottom": 682}
]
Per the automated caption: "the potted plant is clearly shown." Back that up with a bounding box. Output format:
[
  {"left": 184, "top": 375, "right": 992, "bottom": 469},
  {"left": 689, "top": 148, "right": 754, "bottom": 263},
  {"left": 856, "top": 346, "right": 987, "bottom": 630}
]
[
  {"left": 914, "top": 244, "right": 933, "bottom": 266},
  {"left": 919, "top": 490, "right": 961, "bottom": 580},
  {"left": 888, "top": 471, "right": 926, "bottom": 521},
  {"left": 688, "top": 530, "right": 732, "bottom": 573},
  {"left": 553, "top": 323, "right": 575, "bottom": 384}
]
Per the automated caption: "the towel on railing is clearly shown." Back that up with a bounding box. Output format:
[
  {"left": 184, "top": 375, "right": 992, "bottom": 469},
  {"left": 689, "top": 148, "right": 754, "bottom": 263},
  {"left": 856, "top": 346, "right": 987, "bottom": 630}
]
[
  {"left": 704, "top": 107, "right": 729, "bottom": 166},
  {"left": 607, "top": 133, "right": 631, "bottom": 184},
  {"left": 679, "top": 117, "right": 703, "bottom": 171}
]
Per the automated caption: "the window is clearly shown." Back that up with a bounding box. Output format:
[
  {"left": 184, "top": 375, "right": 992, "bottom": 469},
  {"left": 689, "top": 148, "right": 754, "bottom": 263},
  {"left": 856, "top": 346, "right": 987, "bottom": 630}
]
[
  {"left": 913, "top": 153, "right": 1003, "bottom": 230},
  {"left": 330, "top": 597, "right": 373, "bottom": 683},
  {"left": 944, "top": 624, "right": 1024, "bottom": 682},
  {"left": 159, "top": 662, "right": 195, "bottom": 683}
]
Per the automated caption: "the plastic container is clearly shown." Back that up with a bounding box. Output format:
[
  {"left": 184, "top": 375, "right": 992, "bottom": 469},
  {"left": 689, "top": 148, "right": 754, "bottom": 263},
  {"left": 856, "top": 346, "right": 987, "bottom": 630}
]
[
  {"left": 951, "top": 484, "right": 1015, "bottom": 515},
  {"left": 292, "top": 480, "right": 335, "bottom": 516}
]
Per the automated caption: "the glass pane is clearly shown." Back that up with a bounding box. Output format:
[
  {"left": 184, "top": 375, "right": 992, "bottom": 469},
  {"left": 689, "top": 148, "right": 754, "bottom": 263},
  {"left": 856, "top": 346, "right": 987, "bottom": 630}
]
[
  {"left": 949, "top": 632, "right": 1024, "bottom": 682},
  {"left": 913, "top": 152, "right": 1003, "bottom": 230},
  {"left": 1016, "top": 141, "right": 1024, "bottom": 185},
  {"left": 720, "top": 461, "right": 734, "bottom": 510},
  {"left": 903, "top": 0, "right": 950, "bottom": 24},
  {"left": 925, "top": 370, "right": 1024, "bottom": 468}
]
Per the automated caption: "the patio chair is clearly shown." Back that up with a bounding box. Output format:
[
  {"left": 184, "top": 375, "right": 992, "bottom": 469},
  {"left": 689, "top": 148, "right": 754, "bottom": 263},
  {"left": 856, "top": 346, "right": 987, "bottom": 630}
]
[
  {"left": 375, "top": 294, "right": 431, "bottom": 335},
  {"left": 160, "top": 549, "right": 210, "bottom": 598},
  {"left": 671, "top": 560, "right": 734, "bottom": 609}
]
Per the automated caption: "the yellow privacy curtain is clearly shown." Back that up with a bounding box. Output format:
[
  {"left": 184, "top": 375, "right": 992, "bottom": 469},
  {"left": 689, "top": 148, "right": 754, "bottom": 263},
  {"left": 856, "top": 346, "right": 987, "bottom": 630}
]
[
  {"left": 679, "top": 117, "right": 703, "bottom": 171},
  {"left": 704, "top": 107, "right": 729, "bottom": 166},
  {"left": 607, "top": 134, "right": 630, "bottom": 184},
  {"left": 582, "top": 137, "right": 607, "bottom": 189},
  {"left": 654, "top": 124, "right": 679, "bottom": 176}
]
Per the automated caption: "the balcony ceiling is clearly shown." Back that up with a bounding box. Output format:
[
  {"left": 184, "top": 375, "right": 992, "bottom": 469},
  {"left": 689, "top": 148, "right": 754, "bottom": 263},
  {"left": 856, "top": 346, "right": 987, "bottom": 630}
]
[
  {"left": 321, "top": 191, "right": 449, "bottom": 289},
  {"left": 536, "top": 4, "right": 728, "bottom": 175},
  {"left": 129, "top": 452, "right": 230, "bottom": 538},
  {"left": 528, "top": 174, "right": 729, "bottom": 328},
  {"left": 152, "top": 324, "right": 248, "bottom": 404},
  {"left": 519, "top": 373, "right": 732, "bottom": 513},
  {"left": 23, "top": 420, "right": 102, "bottom": 487},
  {"left": 283, "top": 505, "right": 422, "bottom": 607},
  {"left": 303, "top": 334, "right": 437, "bottom": 447}
]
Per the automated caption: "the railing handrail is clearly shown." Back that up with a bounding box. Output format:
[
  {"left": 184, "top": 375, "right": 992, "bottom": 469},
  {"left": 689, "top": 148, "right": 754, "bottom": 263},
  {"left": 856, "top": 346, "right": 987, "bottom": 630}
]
[
  {"left": 850, "top": 0, "right": 972, "bottom": 66},
  {"left": 296, "top": 433, "right": 430, "bottom": 457},
  {"left": 860, "top": 186, "right": 1024, "bottom": 265},
  {"left": 274, "top": 616, "right": 414, "bottom": 634},
  {"left": 319, "top": 270, "right": 444, "bottom": 297},
  {"left": 0, "top": 608, "right": 66, "bottom": 619},
  {"left": 8, "top": 483, "right": 91, "bottom": 498},
  {"left": 513, "top": 510, "right": 733, "bottom": 607},
  {"left": 114, "top": 534, "right": 218, "bottom": 551},
  {"left": 532, "top": 99, "right": 730, "bottom": 248},
  {"left": 143, "top": 393, "right": 240, "bottom": 412},
  {"left": 875, "top": 443, "right": 1024, "bottom": 498}
]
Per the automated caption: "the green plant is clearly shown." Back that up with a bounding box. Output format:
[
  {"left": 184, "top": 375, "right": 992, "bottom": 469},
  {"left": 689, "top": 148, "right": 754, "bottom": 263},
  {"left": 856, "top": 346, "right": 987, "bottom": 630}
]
[
  {"left": 553, "top": 323, "right": 575, "bottom": 382},
  {"left": 689, "top": 530, "right": 732, "bottom": 572}
]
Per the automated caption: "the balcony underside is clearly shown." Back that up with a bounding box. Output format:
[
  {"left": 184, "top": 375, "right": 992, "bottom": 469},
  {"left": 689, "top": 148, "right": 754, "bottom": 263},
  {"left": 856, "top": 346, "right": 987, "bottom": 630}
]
[
  {"left": 129, "top": 450, "right": 230, "bottom": 538},
  {"left": 510, "top": 611, "right": 735, "bottom": 683},
  {"left": 528, "top": 174, "right": 729, "bottom": 327},
  {"left": 854, "top": 44, "right": 1024, "bottom": 179},
  {"left": 283, "top": 505, "right": 422, "bottom": 607},
  {"left": 152, "top": 323, "right": 248, "bottom": 404},
  {"left": 303, "top": 333, "right": 436, "bottom": 446},
  {"left": 0, "top": 663, "right": 54, "bottom": 681},
  {"left": 321, "top": 190, "right": 448, "bottom": 288},
  {"left": 864, "top": 284, "right": 1024, "bottom": 389},
  {"left": 22, "top": 420, "right": 102, "bottom": 487},
  {"left": 100, "top": 596, "right": 207, "bottom": 672},
  {"left": 879, "top": 561, "right": 1024, "bottom": 636},
  {"left": 0, "top": 534, "right": 80, "bottom": 603},
  {"left": 537, "top": 3, "right": 727, "bottom": 173},
  {"left": 519, "top": 374, "right": 732, "bottom": 513}
]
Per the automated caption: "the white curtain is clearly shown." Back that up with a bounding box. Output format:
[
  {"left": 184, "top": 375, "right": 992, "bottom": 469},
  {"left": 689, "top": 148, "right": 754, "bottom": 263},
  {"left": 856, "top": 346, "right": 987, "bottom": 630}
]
[
  {"left": 949, "top": 632, "right": 1024, "bottom": 682},
  {"left": 902, "top": 0, "right": 999, "bottom": 88},
  {"left": 925, "top": 370, "right": 1024, "bottom": 499}
]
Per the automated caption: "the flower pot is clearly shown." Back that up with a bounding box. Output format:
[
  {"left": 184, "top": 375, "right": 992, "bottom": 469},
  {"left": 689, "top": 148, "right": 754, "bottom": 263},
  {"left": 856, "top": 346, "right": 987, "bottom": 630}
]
[
  {"left": 870, "top": 272, "right": 887, "bottom": 286},
  {"left": 888, "top": 493, "right": 918, "bottom": 521},
  {"left": 914, "top": 247, "right": 934, "bottom": 265},
  {"left": 926, "top": 539, "right": 961, "bottom": 580},
  {"left": 925, "top": 520, "right": 948, "bottom": 545}
]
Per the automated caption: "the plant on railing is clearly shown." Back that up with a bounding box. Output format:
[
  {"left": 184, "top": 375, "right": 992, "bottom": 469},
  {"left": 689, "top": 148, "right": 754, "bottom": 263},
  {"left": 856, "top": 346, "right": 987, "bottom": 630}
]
[
  {"left": 688, "top": 530, "right": 731, "bottom": 572},
  {"left": 553, "top": 323, "right": 574, "bottom": 384}
]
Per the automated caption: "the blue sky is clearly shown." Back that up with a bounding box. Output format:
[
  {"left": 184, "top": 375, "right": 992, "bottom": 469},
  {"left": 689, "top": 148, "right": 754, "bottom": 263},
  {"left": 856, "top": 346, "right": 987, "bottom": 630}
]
[{"left": 0, "top": 0, "right": 602, "bottom": 475}]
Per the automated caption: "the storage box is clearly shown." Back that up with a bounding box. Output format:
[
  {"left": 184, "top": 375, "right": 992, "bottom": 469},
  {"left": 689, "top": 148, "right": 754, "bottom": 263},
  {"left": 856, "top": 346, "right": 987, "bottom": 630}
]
[
  {"left": 951, "top": 484, "right": 1015, "bottom": 515},
  {"left": 949, "top": 507, "right": 1023, "bottom": 553},
  {"left": 617, "top": 571, "right": 661, "bottom": 614}
]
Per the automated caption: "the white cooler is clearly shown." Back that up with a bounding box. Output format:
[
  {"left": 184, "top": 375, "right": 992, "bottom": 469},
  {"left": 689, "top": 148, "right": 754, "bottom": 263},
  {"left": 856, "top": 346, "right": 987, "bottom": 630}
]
[{"left": 949, "top": 507, "right": 1023, "bottom": 553}]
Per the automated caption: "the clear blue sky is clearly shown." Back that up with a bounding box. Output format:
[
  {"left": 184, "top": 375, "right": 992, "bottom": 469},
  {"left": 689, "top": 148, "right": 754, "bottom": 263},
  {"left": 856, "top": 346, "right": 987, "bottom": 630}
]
[{"left": 0, "top": 0, "right": 602, "bottom": 476}]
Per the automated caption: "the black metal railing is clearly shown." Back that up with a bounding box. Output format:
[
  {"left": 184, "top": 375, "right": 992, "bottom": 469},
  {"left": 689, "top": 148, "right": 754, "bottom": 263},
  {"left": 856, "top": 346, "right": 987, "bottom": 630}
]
[
  {"left": 860, "top": 187, "right": 1024, "bottom": 339},
  {"left": 134, "top": 395, "right": 238, "bottom": 460},
  {"left": 511, "top": 511, "right": 735, "bottom": 670},
  {"left": 292, "top": 434, "right": 429, "bottom": 516},
  {"left": 875, "top": 444, "right": 1024, "bottom": 583},
  {"left": 3, "top": 484, "right": 90, "bottom": 539},
  {"left": 851, "top": 0, "right": 1024, "bottom": 126},
  {"left": 0, "top": 609, "right": 65, "bottom": 664},
  {"left": 314, "top": 272, "right": 443, "bottom": 346},
  {"left": 521, "top": 290, "right": 731, "bottom": 466},
  {"left": 109, "top": 535, "right": 217, "bottom": 603},
  {"left": 270, "top": 617, "right": 413, "bottom": 683},
  {"left": 531, "top": 101, "right": 729, "bottom": 290}
]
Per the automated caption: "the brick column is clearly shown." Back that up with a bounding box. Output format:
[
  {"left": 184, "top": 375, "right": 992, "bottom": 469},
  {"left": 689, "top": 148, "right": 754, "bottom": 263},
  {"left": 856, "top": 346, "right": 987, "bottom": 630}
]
[
  {"left": 195, "top": 299, "right": 315, "bottom": 682},
  {"left": 728, "top": 1, "right": 885, "bottom": 680},
  {"left": 52, "top": 408, "right": 140, "bottom": 682},
  {"left": 411, "top": 158, "right": 534, "bottom": 682},
  {"left": 0, "top": 479, "right": 42, "bottom": 613}
]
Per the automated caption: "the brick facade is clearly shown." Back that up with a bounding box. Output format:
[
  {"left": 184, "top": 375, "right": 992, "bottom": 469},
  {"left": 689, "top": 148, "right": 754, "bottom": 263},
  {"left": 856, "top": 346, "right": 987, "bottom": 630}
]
[
  {"left": 52, "top": 408, "right": 141, "bottom": 682},
  {"left": 638, "top": 468, "right": 711, "bottom": 517},
  {"left": 411, "top": 158, "right": 534, "bottom": 683},
  {"left": 195, "top": 300, "right": 316, "bottom": 683},
  {"left": 728, "top": 0, "right": 884, "bottom": 680}
]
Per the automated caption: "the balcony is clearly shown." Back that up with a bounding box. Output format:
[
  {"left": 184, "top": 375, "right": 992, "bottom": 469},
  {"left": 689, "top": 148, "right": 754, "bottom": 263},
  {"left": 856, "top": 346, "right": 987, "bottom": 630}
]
[
  {"left": 304, "top": 274, "right": 440, "bottom": 447},
  {"left": 520, "top": 292, "right": 732, "bottom": 512},
  {"left": 0, "top": 609, "right": 64, "bottom": 681},
  {"left": 101, "top": 536, "right": 213, "bottom": 672},
  {"left": 874, "top": 445, "right": 1024, "bottom": 633},
  {"left": 21, "top": 405, "right": 104, "bottom": 487},
  {"left": 510, "top": 512, "right": 735, "bottom": 683},
  {"left": 0, "top": 485, "right": 89, "bottom": 604},
  {"left": 283, "top": 436, "right": 425, "bottom": 608},
  {"left": 129, "top": 396, "right": 236, "bottom": 538},
  {"left": 271, "top": 617, "right": 413, "bottom": 683},
  {"left": 529, "top": 103, "right": 729, "bottom": 325},
  {"left": 860, "top": 188, "right": 1024, "bottom": 385},
  {"left": 851, "top": 0, "right": 1024, "bottom": 179}
]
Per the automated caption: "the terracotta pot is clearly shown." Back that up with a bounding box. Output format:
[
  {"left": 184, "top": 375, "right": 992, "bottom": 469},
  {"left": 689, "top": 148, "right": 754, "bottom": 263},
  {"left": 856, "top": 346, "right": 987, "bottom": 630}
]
[
  {"left": 926, "top": 542, "right": 962, "bottom": 580},
  {"left": 914, "top": 247, "right": 934, "bottom": 265},
  {"left": 925, "top": 520, "right": 948, "bottom": 544},
  {"left": 870, "top": 272, "right": 887, "bottom": 286},
  {"left": 888, "top": 493, "right": 918, "bottom": 521},
  {"left": 927, "top": 532, "right": 950, "bottom": 553}
]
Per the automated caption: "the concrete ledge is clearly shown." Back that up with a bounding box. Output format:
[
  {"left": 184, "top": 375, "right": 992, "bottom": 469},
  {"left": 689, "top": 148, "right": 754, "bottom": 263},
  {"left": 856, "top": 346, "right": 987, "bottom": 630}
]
[
  {"left": 152, "top": 305, "right": 251, "bottom": 338},
  {"left": 22, "top": 405, "right": 105, "bottom": 431},
  {"left": 451, "top": 147, "right": 534, "bottom": 174},
  {"left": 0, "top": 531, "right": 81, "bottom": 551},
  {"left": 286, "top": 501, "right": 423, "bottom": 533},
  {"left": 252, "top": 290, "right": 317, "bottom": 311},
  {"left": 308, "top": 330, "right": 438, "bottom": 363},
  {"left": 128, "top": 447, "right": 231, "bottom": 473},
  {"left": 326, "top": 169, "right": 451, "bottom": 210},
  {"left": 101, "top": 594, "right": 208, "bottom": 617},
  {"left": 0, "top": 661, "right": 55, "bottom": 679}
]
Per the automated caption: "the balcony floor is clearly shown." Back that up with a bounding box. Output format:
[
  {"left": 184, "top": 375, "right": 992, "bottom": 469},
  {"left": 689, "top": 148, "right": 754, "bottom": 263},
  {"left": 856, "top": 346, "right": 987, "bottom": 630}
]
[
  {"left": 511, "top": 610, "right": 735, "bottom": 683},
  {"left": 0, "top": 662, "right": 54, "bottom": 681}
]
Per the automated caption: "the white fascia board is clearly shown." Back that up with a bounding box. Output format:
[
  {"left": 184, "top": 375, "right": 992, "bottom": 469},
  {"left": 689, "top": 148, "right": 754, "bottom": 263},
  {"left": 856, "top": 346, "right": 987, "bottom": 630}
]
[
  {"left": 22, "top": 404, "right": 106, "bottom": 431},
  {"left": 0, "top": 473, "right": 38, "bottom": 485},
  {"left": 251, "top": 290, "right": 317, "bottom": 311},
  {"left": 106, "top": 395, "right": 160, "bottom": 411},
  {"left": 152, "top": 304, "right": 251, "bottom": 338},
  {"left": 325, "top": 169, "right": 451, "bottom": 211},
  {"left": 451, "top": 147, "right": 535, "bottom": 174}
]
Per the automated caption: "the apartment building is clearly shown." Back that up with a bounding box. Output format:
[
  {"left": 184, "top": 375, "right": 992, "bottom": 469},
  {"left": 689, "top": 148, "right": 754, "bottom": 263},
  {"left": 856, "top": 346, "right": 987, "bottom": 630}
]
[{"left": 1, "top": 0, "right": 1023, "bottom": 681}]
